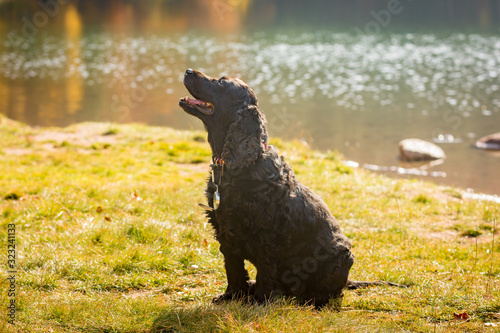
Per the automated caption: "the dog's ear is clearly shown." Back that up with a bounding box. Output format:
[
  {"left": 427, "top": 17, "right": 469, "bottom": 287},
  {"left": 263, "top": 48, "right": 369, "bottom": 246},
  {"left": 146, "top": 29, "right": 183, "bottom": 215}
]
[{"left": 222, "top": 104, "right": 268, "bottom": 170}]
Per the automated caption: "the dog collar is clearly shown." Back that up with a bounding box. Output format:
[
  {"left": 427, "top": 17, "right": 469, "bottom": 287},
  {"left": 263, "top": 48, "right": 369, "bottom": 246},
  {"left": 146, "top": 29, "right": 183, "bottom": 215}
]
[
  {"left": 212, "top": 157, "right": 225, "bottom": 166},
  {"left": 212, "top": 141, "right": 268, "bottom": 167},
  {"left": 200, "top": 141, "right": 268, "bottom": 212}
]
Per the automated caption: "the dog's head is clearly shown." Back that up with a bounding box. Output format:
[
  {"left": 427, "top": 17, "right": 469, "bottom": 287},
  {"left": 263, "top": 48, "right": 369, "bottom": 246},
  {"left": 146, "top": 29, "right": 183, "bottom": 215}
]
[{"left": 180, "top": 69, "right": 268, "bottom": 170}]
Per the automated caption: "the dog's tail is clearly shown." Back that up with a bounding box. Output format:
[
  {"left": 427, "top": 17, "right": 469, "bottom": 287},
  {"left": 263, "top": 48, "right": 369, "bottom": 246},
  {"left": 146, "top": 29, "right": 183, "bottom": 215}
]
[{"left": 346, "top": 280, "right": 408, "bottom": 290}]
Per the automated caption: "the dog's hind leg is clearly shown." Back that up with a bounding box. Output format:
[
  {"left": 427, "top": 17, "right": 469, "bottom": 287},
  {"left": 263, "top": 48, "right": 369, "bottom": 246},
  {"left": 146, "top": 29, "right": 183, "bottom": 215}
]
[{"left": 253, "top": 261, "right": 281, "bottom": 304}]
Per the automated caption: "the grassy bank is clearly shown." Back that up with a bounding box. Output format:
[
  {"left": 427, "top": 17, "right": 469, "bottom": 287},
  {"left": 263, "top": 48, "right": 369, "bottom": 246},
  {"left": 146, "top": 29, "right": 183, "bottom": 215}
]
[{"left": 0, "top": 114, "right": 498, "bottom": 332}]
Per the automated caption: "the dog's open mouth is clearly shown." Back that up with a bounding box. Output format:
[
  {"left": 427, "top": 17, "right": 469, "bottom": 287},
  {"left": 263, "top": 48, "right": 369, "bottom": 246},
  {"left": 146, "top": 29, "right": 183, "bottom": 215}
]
[{"left": 180, "top": 96, "right": 214, "bottom": 115}]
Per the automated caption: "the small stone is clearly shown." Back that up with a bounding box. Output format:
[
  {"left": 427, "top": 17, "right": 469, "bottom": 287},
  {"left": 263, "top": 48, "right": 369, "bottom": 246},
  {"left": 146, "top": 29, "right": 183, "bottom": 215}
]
[
  {"left": 476, "top": 133, "right": 500, "bottom": 150},
  {"left": 399, "top": 139, "right": 446, "bottom": 161}
]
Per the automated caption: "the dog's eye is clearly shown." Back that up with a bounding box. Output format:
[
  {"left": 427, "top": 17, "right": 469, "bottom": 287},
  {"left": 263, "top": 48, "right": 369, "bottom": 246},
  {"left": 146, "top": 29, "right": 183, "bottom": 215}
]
[{"left": 218, "top": 79, "right": 224, "bottom": 86}]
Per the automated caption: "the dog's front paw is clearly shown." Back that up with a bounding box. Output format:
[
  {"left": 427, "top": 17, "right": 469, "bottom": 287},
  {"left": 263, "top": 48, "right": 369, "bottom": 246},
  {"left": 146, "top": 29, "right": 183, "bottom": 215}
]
[
  {"left": 212, "top": 289, "right": 252, "bottom": 304},
  {"left": 212, "top": 292, "right": 233, "bottom": 304}
]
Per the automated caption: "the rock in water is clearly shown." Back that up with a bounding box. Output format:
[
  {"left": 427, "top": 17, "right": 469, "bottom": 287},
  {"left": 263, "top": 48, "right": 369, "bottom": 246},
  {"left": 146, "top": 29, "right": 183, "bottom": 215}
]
[
  {"left": 399, "top": 138, "right": 446, "bottom": 161},
  {"left": 476, "top": 133, "right": 500, "bottom": 150}
]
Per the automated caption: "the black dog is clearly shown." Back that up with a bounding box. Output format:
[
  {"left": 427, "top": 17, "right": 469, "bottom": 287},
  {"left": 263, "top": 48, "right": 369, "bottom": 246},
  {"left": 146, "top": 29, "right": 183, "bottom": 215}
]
[{"left": 179, "top": 69, "right": 404, "bottom": 308}]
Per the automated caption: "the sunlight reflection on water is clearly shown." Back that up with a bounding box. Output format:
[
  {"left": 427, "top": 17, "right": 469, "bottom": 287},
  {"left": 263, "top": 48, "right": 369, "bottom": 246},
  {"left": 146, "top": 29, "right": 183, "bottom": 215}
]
[{"left": 0, "top": 31, "right": 499, "bottom": 194}]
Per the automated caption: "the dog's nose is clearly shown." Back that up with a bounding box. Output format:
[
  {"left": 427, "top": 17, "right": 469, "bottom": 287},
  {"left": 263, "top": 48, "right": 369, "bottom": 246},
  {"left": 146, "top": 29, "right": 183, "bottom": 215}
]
[{"left": 186, "top": 68, "right": 194, "bottom": 76}]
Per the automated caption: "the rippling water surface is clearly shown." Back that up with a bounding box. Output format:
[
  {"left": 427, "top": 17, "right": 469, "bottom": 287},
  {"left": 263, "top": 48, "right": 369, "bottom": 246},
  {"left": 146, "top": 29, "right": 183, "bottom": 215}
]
[{"left": 1, "top": 31, "right": 499, "bottom": 194}]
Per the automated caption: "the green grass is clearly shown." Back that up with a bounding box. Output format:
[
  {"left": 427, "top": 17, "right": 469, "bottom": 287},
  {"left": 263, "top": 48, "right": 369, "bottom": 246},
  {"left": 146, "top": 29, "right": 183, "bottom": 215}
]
[{"left": 0, "top": 114, "right": 499, "bottom": 332}]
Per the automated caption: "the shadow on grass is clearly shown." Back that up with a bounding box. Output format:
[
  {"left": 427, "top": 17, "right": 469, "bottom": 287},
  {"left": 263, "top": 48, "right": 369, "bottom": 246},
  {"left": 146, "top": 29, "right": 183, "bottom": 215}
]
[
  {"left": 148, "top": 300, "right": 408, "bottom": 333},
  {"left": 149, "top": 300, "right": 317, "bottom": 333},
  {"left": 150, "top": 302, "right": 251, "bottom": 332}
]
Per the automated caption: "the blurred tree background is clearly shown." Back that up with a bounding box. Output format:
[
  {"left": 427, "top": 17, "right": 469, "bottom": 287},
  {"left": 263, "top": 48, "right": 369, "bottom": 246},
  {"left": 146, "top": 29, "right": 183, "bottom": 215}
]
[{"left": 0, "top": 0, "right": 499, "bottom": 33}]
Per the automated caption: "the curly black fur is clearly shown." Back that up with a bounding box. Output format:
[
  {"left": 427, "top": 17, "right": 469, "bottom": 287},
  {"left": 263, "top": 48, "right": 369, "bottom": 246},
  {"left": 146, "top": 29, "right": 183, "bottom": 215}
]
[{"left": 179, "top": 69, "right": 404, "bottom": 308}]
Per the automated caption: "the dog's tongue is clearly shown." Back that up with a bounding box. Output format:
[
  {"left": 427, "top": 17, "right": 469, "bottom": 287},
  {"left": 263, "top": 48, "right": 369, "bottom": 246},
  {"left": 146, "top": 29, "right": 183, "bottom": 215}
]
[
  {"left": 182, "top": 96, "right": 214, "bottom": 114},
  {"left": 187, "top": 97, "right": 206, "bottom": 106}
]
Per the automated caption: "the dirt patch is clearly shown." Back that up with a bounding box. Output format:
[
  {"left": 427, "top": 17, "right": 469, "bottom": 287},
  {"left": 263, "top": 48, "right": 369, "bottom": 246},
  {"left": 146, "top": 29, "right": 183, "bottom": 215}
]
[
  {"left": 4, "top": 148, "right": 37, "bottom": 155},
  {"left": 3, "top": 123, "right": 120, "bottom": 156},
  {"left": 32, "top": 128, "right": 118, "bottom": 147},
  {"left": 424, "top": 230, "right": 459, "bottom": 241},
  {"left": 403, "top": 186, "right": 460, "bottom": 204}
]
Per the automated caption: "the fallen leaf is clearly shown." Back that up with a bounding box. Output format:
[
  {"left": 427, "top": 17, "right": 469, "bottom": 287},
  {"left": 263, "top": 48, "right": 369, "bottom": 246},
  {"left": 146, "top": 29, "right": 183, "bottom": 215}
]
[
  {"left": 104, "top": 216, "right": 111, "bottom": 222},
  {"left": 249, "top": 322, "right": 262, "bottom": 330},
  {"left": 96, "top": 206, "right": 103, "bottom": 213},
  {"left": 202, "top": 239, "right": 208, "bottom": 247},
  {"left": 131, "top": 191, "right": 143, "bottom": 201},
  {"left": 453, "top": 312, "right": 469, "bottom": 320}
]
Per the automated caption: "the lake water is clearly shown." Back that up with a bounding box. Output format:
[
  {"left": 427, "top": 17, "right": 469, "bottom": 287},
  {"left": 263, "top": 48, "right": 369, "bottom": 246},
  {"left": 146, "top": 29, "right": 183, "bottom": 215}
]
[{"left": 1, "top": 30, "right": 499, "bottom": 195}]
